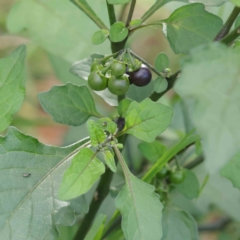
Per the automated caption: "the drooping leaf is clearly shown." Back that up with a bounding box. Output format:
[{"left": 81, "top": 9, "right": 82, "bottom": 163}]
[
  {"left": 121, "top": 98, "right": 173, "bottom": 142},
  {"left": 0, "top": 45, "right": 26, "bottom": 132},
  {"left": 115, "top": 168, "right": 163, "bottom": 240},
  {"left": 0, "top": 127, "right": 90, "bottom": 239},
  {"left": 174, "top": 43, "right": 240, "bottom": 173},
  {"left": 84, "top": 214, "right": 106, "bottom": 240},
  {"left": 107, "top": 0, "right": 131, "bottom": 5},
  {"left": 70, "top": 54, "right": 118, "bottom": 106},
  {"left": 38, "top": 84, "right": 102, "bottom": 126},
  {"left": 102, "top": 150, "right": 117, "bottom": 172},
  {"left": 162, "top": 204, "right": 198, "bottom": 240},
  {"left": 175, "top": 169, "right": 200, "bottom": 199},
  {"left": 138, "top": 140, "right": 167, "bottom": 163},
  {"left": 221, "top": 151, "right": 240, "bottom": 189},
  {"left": 109, "top": 22, "right": 129, "bottom": 43},
  {"left": 162, "top": 3, "right": 223, "bottom": 54},
  {"left": 58, "top": 148, "right": 105, "bottom": 200},
  {"left": 155, "top": 52, "right": 169, "bottom": 72},
  {"left": 87, "top": 120, "right": 106, "bottom": 146},
  {"left": 154, "top": 76, "right": 168, "bottom": 93},
  {"left": 7, "top": 0, "right": 110, "bottom": 62},
  {"left": 92, "top": 29, "right": 109, "bottom": 45}
]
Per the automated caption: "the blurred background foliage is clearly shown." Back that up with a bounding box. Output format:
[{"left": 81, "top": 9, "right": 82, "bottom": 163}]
[{"left": 1, "top": 0, "right": 240, "bottom": 239}]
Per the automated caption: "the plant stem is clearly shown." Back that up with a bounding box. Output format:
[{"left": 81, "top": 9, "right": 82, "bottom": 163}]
[
  {"left": 73, "top": 168, "right": 114, "bottom": 240},
  {"left": 129, "top": 50, "right": 165, "bottom": 77},
  {"left": 106, "top": 1, "right": 117, "bottom": 25},
  {"left": 126, "top": 0, "right": 136, "bottom": 26},
  {"left": 70, "top": 0, "right": 108, "bottom": 30},
  {"left": 184, "top": 155, "right": 204, "bottom": 169},
  {"left": 214, "top": 6, "right": 240, "bottom": 41},
  {"left": 141, "top": 1, "right": 165, "bottom": 22},
  {"left": 220, "top": 26, "right": 240, "bottom": 45}
]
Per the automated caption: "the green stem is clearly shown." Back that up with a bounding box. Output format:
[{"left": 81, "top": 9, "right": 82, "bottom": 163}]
[
  {"left": 106, "top": 1, "right": 117, "bottom": 25},
  {"left": 70, "top": 0, "right": 108, "bottom": 30},
  {"left": 220, "top": 26, "right": 240, "bottom": 45},
  {"left": 126, "top": 0, "right": 136, "bottom": 26},
  {"left": 129, "top": 50, "right": 165, "bottom": 77},
  {"left": 141, "top": 1, "right": 166, "bottom": 22},
  {"left": 214, "top": 6, "right": 240, "bottom": 41}
]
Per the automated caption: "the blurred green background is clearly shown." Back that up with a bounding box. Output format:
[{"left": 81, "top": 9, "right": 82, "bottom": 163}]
[{"left": 1, "top": 0, "right": 239, "bottom": 239}]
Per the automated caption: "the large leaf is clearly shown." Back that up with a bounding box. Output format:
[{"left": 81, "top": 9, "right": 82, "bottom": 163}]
[
  {"left": 0, "top": 127, "right": 89, "bottom": 239},
  {"left": 70, "top": 54, "right": 118, "bottom": 106},
  {"left": 121, "top": 98, "right": 173, "bottom": 142},
  {"left": 58, "top": 148, "right": 105, "bottom": 200},
  {"left": 162, "top": 3, "right": 223, "bottom": 54},
  {"left": 175, "top": 43, "right": 240, "bottom": 173},
  {"left": 115, "top": 150, "right": 163, "bottom": 240},
  {"left": 0, "top": 45, "right": 26, "bottom": 132},
  {"left": 7, "top": 0, "right": 109, "bottom": 63},
  {"left": 162, "top": 204, "right": 198, "bottom": 240},
  {"left": 38, "top": 84, "right": 102, "bottom": 126},
  {"left": 221, "top": 151, "right": 240, "bottom": 189}
]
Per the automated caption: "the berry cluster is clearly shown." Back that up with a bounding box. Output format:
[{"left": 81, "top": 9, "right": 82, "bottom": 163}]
[{"left": 88, "top": 52, "right": 152, "bottom": 96}]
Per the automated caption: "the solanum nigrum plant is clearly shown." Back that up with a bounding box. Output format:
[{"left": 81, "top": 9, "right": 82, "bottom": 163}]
[{"left": 1, "top": 0, "right": 240, "bottom": 239}]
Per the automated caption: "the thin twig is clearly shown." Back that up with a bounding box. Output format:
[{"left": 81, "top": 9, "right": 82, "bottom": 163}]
[{"left": 126, "top": 0, "right": 136, "bottom": 26}]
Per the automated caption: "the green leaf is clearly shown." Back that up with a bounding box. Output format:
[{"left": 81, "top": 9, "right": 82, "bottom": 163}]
[
  {"left": 92, "top": 29, "right": 109, "bottom": 45},
  {"left": 0, "top": 45, "right": 26, "bottom": 132},
  {"left": 109, "top": 22, "right": 129, "bottom": 43},
  {"left": 38, "top": 84, "right": 101, "bottom": 126},
  {"left": 0, "top": 127, "right": 90, "bottom": 239},
  {"left": 175, "top": 43, "right": 240, "bottom": 173},
  {"left": 162, "top": 204, "right": 198, "bottom": 240},
  {"left": 121, "top": 98, "right": 173, "bottom": 142},
  {"left": 162, "top": 3, "right": 223, "bottom": 54},
  {"left": 103, "top": 150, "right": 117, "bottom": 172},
  {"left": 129, "top": 19, "right": 143, "bottom": 28},
  {"left": 118, "top": 98, "right": 133, "bottom": 117},
  {"left": 87, "top": 120, "right": 106, "bottom": 146},
  {"left": 98, "top": 117, "right": 117, "bottom": 134},
  {"left": 84, "top": 214, "right": 106, "bottom": 240},
  {"left": 107, "top": 0, "right": 131, "bottom": 5},
  {"left": 58, "top": 148, "right": 105, "bottom": 200},
  {"left": 155, "top": 52, "right": 169, "bottom": 72},
  {"left": 231, "top": 0, "right": 240, "bottom": 6},
  {"left": 154, "top": 76, "right": 168, "bottom": 93},
  {"left": 116, "top": 172, "right": 163, "bottom": 240},
  {"left": 7, "top": 0, "right": 109, "bottom": 62},
  {"left": 175, "top": 169, "right": 200, "bottom": 199},
  {"left": 221, "top": 151, "right": 240, "bottom": 189},
  {"left": 70, "top": 54, "right": 118, "bottom": 107},
  {"left": 138, "top": 140, "right": 167, "bottom": 163}
]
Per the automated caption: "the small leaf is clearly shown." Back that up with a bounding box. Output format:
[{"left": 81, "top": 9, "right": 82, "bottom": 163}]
[
  {"left": 38, "top": 84, "right": 101, "bottom": 126},
  {"left": 84, "top": 214, "right": 106, "bottom": 240},
  {"left": 154, "top": 76, "right": 168, "bottom": 93},
  {"left": 118, "top": 98, "right": 132, "bottom": 117},
  {"left": 221, "top": 151, "right": 240, "bottom": 189},
  {"left": 0, "top": 45, "right": 26, "bottom": 132},
  {"left": 107, "top": 0, "right": 131, "bottom": 5},
  {"left": 102, "top": 150, "right": 117, "bottom": 172},
  {"left": 122, "top": 98, "right": 173, "bottom": 142},
  {"left": 138, "top": 140, "right": 167, "bottom": 163},
  {"left": 92, "top": 29, "right": 109, "bottom": 45},
  {"left": 155, "top": 52, "right": 169, "bottom": 72},
  {"left": 175, "top": 169, "right": 200, "bottom": 199},
  {"left": 58, "top": 148, "right": 105, "bottom": 200},
  {"left": 116, "top": 173, "right": 163, "bottom": 240},
  {"left": 110, "top": 21, "right": 129, "bottom": 42},
  {"left": 162, "top": 204, "right": 198, "bottom": 240},
  {"left": 98, "top": 117, "right": 117, "bottom": 134},
  {"left": 129, "top": 19, "right": 142, "bottom": 28},
  {"left": 162, "top": 3, "right": 223, "bottom": 53},
  {"left": 87, "top": 119, "right": 106, "bottom": 146}
]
